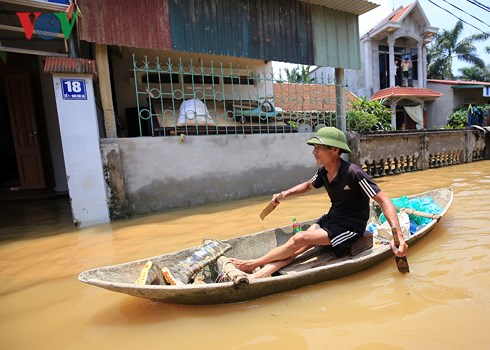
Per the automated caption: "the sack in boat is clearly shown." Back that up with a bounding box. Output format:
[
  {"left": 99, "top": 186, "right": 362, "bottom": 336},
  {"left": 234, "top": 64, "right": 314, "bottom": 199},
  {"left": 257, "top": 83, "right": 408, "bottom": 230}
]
[
  {"left": 374, "top": 211, "right": 411, "bottom": 242},
  {"left": 162, "top": 239, "right": 232, "bottom": 285},
  {"left": 134, "top": 260, "right": 166, "bottom": 285}
]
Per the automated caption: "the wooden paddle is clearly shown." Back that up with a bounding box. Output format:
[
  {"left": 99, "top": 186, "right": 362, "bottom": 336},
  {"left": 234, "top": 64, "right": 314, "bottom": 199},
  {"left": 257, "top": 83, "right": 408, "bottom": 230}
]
[
  {"left": 260, "top": 202, "right": 276, "bottom": 220},
  {"left": 391, "top": 227, "right": 409, "bottom": 273},
  {"left": 260, "top": 193, "right": 285, "bottom": 220},
  {"left": 397, "top": 207, "right": 441, "bottom": 221}
]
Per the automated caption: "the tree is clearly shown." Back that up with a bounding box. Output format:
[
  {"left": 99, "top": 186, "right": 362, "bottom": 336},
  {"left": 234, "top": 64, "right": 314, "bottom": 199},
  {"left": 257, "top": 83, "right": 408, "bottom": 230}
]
[
  {"left": 283, "top": 65, "right": 316, "bottom": 83},
  {"left": 427, "top": 21, "right": 489, "bottom": 80},
  {"left": 458, "top": 65, "right": 490, "bottom": 82}
]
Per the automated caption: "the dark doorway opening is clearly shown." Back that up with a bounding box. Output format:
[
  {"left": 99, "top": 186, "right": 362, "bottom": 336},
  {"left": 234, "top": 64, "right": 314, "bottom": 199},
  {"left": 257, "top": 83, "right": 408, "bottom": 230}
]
[{"left": 0, "top": 77, "right": 19, "bottom": 189}]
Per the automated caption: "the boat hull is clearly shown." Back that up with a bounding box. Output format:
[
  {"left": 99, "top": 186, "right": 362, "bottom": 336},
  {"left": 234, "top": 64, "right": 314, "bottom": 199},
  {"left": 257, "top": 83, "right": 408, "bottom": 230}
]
[{"left": 78, "top": 188, "right": 453, "bottom": 304}]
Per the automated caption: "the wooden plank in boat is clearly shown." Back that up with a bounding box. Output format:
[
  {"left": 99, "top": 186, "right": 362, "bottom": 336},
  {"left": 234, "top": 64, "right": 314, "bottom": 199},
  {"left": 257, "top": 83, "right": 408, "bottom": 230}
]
[{"left": 278, "top": 246, "right": 349, "bottom": 275}]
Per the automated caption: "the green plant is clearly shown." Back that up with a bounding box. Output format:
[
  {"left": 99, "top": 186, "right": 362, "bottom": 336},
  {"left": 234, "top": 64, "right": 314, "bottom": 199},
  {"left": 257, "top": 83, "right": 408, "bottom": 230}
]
[
  {"left": 446, "top": 104, "right": 490, "bottom": 129},
  {"left": 446, "top": 109, "right": 467, "bottom": 129},
  {"left": 346, "top": 97, "right": 393, "bottom": 132}
]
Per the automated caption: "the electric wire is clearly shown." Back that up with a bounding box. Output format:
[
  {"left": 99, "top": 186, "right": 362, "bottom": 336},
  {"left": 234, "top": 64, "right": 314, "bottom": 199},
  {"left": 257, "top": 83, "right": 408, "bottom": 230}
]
[
  {"left": 465, "top": 0, "right": 490, "bottom": 12},
  {"left": 440, "top": 0, "right": 490, "bottom": 30},
  {"left": 427, "top": 0, "right": 489, "bottom": 35}
]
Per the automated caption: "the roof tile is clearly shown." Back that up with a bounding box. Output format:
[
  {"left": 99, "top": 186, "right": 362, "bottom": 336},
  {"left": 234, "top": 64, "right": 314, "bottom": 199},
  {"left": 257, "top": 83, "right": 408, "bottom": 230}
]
[
  {"left": 371, "top": 86, "right": 443, "bottom": 100},
  {"left": 427, "top": 79, "right": 490, "bottom": 86},
  {"left": 389, "top": 3, "right": 412, "bottom": 21},
  {"left": 44, "top": 57, "right": 98, "bottom": 76},
  {"left": 273, "top": 83, "right": 357, "bottom": 112}
]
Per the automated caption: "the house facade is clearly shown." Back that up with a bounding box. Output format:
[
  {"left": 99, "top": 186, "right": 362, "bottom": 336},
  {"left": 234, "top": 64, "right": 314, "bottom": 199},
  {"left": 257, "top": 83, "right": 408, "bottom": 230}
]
[
  {"left": 313, "top": 1, "right": 444, "bottom": 130},
  {"left": 1, "top": 0, "right": 379, "bottom": 226},
  {"left": 78, "top": 0, "right": 378, "bottom": 138},
  {"left": 427, "top": 79, "right": 490, "bottom": 128}
]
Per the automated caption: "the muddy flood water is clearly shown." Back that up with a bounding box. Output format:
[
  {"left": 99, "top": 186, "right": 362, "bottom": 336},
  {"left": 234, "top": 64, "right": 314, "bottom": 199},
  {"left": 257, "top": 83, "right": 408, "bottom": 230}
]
[{"left": 1, "top": 161, "right": 490, "bottom": 349}]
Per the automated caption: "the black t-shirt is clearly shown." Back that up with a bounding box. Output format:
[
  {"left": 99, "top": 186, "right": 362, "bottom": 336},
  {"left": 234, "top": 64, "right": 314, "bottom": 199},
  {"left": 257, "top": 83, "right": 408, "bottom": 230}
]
[{"left": 311, "top": 159, "right": 381, "bottom": 233}]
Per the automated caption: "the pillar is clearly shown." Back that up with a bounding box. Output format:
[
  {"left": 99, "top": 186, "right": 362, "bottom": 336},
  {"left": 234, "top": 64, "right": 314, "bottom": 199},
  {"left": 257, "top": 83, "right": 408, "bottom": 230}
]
[
  {"left": 390, "top": 100, "right": 397, "bottom": 129},
  {"left": 422, "top": 44, "right": 428, "bottom": 88},
  {"left": 46, "top": 57, "right": 110, "bottom": 228},
  {"left": 417, "top": 42, "right": 423, "bottom": 87},
  {"left": 364, "top": 39, "right": 373, "bottom": 97},
  {"left": 388, "top": 35, "right": 395, "bottom": 87},
  {"left": 335, "top": 68, "right": 346, "bottom": 131},
  {"left": 96, "top": 44, "right": 117, "bottom": 138}
]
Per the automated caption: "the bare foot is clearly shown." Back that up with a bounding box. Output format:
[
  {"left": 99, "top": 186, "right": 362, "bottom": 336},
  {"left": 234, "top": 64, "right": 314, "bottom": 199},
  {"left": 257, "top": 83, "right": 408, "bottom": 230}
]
[{"left": 228, "top": 258, "right": 257, "bottom": 273}]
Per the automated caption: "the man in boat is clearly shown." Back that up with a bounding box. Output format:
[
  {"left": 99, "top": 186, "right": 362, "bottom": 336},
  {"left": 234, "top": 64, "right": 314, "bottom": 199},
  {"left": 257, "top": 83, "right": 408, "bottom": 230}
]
[{"left": 230, "top": 126, "right": 408, "bottom": 278}]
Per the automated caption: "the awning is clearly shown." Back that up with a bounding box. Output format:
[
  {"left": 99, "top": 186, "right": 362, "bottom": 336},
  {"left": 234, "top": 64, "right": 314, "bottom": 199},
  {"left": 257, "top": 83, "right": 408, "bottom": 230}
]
[
  {"left": 371, "top": 86, "right": 443, "bottom": 101},
  {"left": 451, "top": 85, "right": 485, "bottom": 89}
]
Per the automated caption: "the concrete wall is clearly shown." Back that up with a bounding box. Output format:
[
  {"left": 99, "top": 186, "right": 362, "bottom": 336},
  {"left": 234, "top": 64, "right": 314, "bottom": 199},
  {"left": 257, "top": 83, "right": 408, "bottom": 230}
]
[
  {"left": 426, "top": 82, "right": 454, "bottom": 128},
  {"left": 101, "top": 133, "right": 318, "bottom": 216},
  {"left": 349, "top": 130, "right": 487, "bottom": 177},
  {"left": 313, "top": 66, "right": 366, "bottom": 98},
  {"left": 101, "top": 130, "right": 487, "bottom": 219}
]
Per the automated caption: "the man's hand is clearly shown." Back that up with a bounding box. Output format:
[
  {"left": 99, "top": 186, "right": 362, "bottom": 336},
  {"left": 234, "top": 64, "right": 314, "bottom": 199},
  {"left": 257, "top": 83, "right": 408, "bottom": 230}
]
[
  {"left": 272, "top": 191, "right": 286, "bottom": 206},
  {"left": 391, "top": 237, "right": 408, "bottom": 257}
]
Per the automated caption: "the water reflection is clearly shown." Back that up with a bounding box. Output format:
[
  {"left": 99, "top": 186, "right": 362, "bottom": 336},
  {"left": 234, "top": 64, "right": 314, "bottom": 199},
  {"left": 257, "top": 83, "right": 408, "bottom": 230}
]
[
  {"left": 1, "top": 161, "right": 490, "bottom": 350},
  {"left": 0, "top": 195, "right": 73, "bottom": 242}
]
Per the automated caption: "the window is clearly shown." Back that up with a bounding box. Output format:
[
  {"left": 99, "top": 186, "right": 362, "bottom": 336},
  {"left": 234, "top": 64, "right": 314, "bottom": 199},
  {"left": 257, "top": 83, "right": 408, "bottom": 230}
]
[
  {"left": 410, "top": 48, "right": 418, "bottom": 81},
  {"left": 378, "top": 45, "right": 406, "bottom": 89},
  {"left": 222, "top": 76, "right": 255, "bottom": 85},
  {"left": 182, "top": 75, "right": 219, "bottom": 84},
  {"left": 141, "top": 73, "right": 179, "bottom": 84}
]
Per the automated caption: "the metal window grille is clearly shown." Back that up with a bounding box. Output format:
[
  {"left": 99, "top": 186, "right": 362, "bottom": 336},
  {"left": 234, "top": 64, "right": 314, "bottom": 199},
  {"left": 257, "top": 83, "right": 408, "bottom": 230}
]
[{"left": 132, "top": 55, "right": 350, "bottom": 137}]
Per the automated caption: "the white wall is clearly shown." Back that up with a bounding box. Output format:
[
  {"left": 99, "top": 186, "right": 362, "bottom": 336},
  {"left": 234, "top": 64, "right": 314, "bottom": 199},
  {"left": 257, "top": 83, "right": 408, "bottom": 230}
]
[
  {"left": 52, "top": 74, "right": 110, "bottom": 227},
  {"left": 313, "top": 66, "right": 366, "bottom": 98},
  {"left": 426, "top": 82, "right": 454, "bottom": 128}
]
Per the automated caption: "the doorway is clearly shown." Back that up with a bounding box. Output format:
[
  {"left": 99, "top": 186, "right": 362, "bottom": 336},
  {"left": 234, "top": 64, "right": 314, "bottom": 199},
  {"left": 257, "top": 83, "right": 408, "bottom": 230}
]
[
  {"left": 378, "top": 45, "right": 407, "bottom": 89},
  {"left": 395, "top": 105, "right": 420, "bottom": 130},
  {"left": 0, "top": 53, "right": 54, "bottom": 195},
  {"left": 0, "top": 77, "right": 19, "bottom": 189}
]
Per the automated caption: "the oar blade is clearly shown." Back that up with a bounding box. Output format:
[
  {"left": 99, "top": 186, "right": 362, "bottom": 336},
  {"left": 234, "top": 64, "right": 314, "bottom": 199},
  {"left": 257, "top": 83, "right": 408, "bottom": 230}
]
[
  {"left": 260, "top": 203, "right": 276, "bottom": 220},
  {"left": 391, "top": 227, "right": 410, "bottom": 273},
  {"left": 395, "top": 256, "right": 410, "bottom": 273}
]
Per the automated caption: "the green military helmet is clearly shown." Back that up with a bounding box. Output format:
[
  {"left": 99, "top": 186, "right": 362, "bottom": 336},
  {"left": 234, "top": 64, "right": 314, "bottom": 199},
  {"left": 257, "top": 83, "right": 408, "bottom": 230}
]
[{"left": 306, "top": 126, "right": 351, "bottom": 153}]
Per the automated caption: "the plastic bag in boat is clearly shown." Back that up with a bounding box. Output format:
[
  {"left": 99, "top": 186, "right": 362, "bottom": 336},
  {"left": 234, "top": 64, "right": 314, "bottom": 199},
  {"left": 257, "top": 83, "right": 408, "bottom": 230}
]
[
  {"left": 371, "top": 211, "right": 410, "bottom": 242},
  {"left": 381, "top": 195, "right": 442, "bottom": 226}
]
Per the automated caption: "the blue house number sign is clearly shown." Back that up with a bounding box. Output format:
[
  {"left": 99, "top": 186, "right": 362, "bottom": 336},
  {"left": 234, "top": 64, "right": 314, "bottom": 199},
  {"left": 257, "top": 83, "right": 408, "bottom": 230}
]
[{"left": 61, "top": 79, "right": 87, "bottom": 100}]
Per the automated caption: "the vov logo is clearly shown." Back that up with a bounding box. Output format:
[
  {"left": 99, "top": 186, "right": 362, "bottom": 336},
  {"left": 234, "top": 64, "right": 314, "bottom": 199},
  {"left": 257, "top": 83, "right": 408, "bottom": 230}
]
[{"left": 16, "top": 11, "right": 77, "bottom": 40}]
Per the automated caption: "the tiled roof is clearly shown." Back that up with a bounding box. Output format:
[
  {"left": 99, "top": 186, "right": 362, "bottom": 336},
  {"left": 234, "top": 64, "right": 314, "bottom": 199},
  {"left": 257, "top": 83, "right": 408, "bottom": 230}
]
[
  {"left": 273, "top": 83, "right": 357, "bottom": 113},
  {"left": 371, "top": 86, "right": 443, "bottom": 100},
  {"left": 427, "top": 79, "right": 490, "bottom": 86},
  {"left": 44, "top": 57, "right": 98, "bottom": 76},
  {"left": 389, "top": 3, "right": 412, "bottom": 21}
]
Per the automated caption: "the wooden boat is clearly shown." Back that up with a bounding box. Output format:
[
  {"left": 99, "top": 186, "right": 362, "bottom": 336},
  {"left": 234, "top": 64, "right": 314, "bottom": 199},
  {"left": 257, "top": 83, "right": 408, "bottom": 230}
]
[{"left": 78, "top": 188, "right": 453, "bottom": 305}]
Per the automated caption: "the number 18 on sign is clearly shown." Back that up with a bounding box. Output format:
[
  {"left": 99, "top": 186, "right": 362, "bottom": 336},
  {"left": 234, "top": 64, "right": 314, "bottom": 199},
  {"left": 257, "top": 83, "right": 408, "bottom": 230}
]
[{"left": 61, "top": 79, "right": 87, "bottom": 100}]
